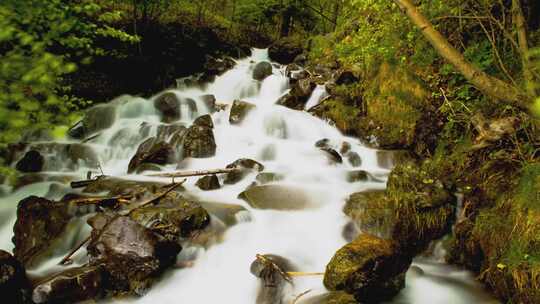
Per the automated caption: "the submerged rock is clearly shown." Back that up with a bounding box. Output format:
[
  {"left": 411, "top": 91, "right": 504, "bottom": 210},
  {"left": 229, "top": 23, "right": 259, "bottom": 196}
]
[
  {"left": 128, "top": 137, "right": 174, "bottom": 174},
  {"left": 32, "top": 265, "right": 105, "bottom": 304},
  {"left": 255, "top": 172, "right": 285, "bottom": 184},
  {"left": 229, "top": 100, "right": 256, "bottom": 125},
  {"left": 346, "top": 152, "right": 362, "bottom": 167},
  {"left": 69, "top": 104, "right": 116, "bottom": 139},
  {"left": 195, "top": 175, "right": 221, "bottom": 191},
  {"left": 0, "top": 250, "right": 29, "bottom": 303},
  {"left": 320, "top": 147, "right": 343, "bottom": 164},
  {"left": 13, "top": 196, "right": 71, "bottom": 267},
  {"left": 299, "top": 291, "right": 357, "bottom": 304},
  {"left": 324, "top": 234, "right": 411, "bottom": 303},
  {"left": 197, "top": 201, "right": 248, "bottom": 226},
  {"left": 250, "top": 254, "right": 297, "bottom": 304},
  {"left": 253, "top": 61, "right": 273, "bottom": 81},
  {"left": 182, "top": 124, "right": 216, "bottom": 158},
  {"left": 238, "top": 185, "right": 314, "bottom": 210},
  {"left": 15, "top": 150, "right": 44, "bottom": 173}
]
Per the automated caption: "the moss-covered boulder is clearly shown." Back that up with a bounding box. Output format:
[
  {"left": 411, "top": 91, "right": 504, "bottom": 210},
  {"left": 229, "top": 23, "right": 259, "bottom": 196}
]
[
  {"left": 82, "top": 177, "right": 168, "bottom": 196},
  {"left": 193, "top": 114, "right": 214, "bottom": 129},
  {"left": 12, "top": 196, "right": 72, "bottom": 267},
  {"left": 0, "top": 250, "right": 29, "bottom": 304},
  {"left": 182, "top": 124, "right": 216, "bottom": 158},
  {"left": 128, "top": 137, "right": 175, "bottom": 174},
  {"left": 324, "top": 234, "right": 412, "bottom": 303},
  {"left": 229, "top": 100, "right": 256, "bottom": 125},
  {"left": 195, "top": 174, "right": 221, "bottom": 191}
]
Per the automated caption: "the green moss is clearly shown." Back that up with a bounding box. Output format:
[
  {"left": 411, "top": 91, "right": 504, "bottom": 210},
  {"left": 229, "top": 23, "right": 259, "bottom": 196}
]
[{"left": 312, "top": 98, "right": 361, "bottom": 135}]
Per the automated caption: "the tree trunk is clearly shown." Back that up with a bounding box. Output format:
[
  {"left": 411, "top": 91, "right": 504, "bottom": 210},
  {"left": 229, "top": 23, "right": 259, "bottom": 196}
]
[
  {"left": 393, "top": 0, "right": 530, "bottom": 107},
  {"left": 280, "top": 9, "right": 292, "bottom": 38},
  {"left": 512, "top": 0, "right": 535, "bottom": 96}
]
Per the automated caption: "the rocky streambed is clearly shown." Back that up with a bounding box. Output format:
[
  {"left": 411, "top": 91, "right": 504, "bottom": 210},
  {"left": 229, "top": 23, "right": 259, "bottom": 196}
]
[{"left": 0, "top": 49, "right": 498, "bottom": 303}]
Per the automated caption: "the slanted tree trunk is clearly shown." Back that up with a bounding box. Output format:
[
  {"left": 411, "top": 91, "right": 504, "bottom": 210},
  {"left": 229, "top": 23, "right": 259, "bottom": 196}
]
[
  {"left": 512, "top": 0, "right": 535, "bottom": 96},
  {"left": 393, "top": 0, "right": 531, "bottom": 107}
]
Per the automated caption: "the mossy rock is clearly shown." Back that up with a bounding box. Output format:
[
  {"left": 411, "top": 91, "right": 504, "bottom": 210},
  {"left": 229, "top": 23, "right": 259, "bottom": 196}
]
[
  {"left": 323, "top": 234, "right": 411, "bottom": 303},
  {"left": 229, "top": 100, "right": 255, "bottom": 125},
  {"left": 310, "top": 98, "right": 362, "bottom": 136}
]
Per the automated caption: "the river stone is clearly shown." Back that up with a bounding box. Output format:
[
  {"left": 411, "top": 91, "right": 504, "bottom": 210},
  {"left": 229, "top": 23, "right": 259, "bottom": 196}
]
[
  {"left": 224, "top": 158, "right": 264, "bottom": 184},
  {"left": 323, "top": 234, "right": 412, "bottom": 303},
  {"left": 15, "top": 150, "right": 44, "bottom": 173},
  {"left": 250, "top": 254, "right": 298, "bottom": 304},
  {"left": 128, "top": 137, "right": 174, "bottom": 173},
  {"left": 320, "top": 147, "right": 343, "bottom": 164},
  {"left": 200, "top": 94, "right": 216, "bottom": 112},
  {"left": 276, "top": 79, "right": 314, "bottom": 110},
  {"left": 299, "top": 291, "right": 357, "bottom": 304},
  {"left": 193, "top": 114, "right": 214, "bottom": 129},
  {"left": 69, "top": 104, "right": 116, "bottom": 139},
  {"left": 86, "top": 214, "right": 181, "bottom": 296},
  {"left": 195, "top": 175, "right": 220, "bottom": 191},
  {"left": 197, "top": 202, "right": 248, "bottom": 226},
  {"left": 340, "top": 142, "right": 352, "bottom": 154},
  {"left": 182, "top": 125, "right": 216, "bottom": 158},
  {"left": 13, "top": 196, "right": 72, "bottom": 267},
  {"left": 346, "top": 170, "right": 369, "bottom": 183},
  {"left": 255, "top": 172, "right": 285, "bottom": 184},
  {"left": 238, "top": 185, "right": 313, "bottom": 210},
  {"left": 135, "top": 163, "right": 162, "bottom": 174},
  {"left": 32, "top": 265, "right": 105, "bottom": 304},
  {"left": 253, "top": 61, "right": 273, "bottom": 81},
  {"left": 346, "top": 152, "right": 362, "bottom": 167},
  {"left": 0, "top": 250, "right": 29, "bottom": 303},
  {"left": 229, "top": 100, "right": 256, "bottom": 125},
  {"left": 343, "top": 190, "right": 388, "bottom": 235},
  {"left": 154, "top": 92, "right": 180, "bottom": 122}
]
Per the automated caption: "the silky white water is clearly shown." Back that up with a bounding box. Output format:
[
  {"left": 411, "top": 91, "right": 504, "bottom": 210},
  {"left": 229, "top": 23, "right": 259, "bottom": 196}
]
[{"left": 0, "top": 49, "right": 497, "bottom": 303}]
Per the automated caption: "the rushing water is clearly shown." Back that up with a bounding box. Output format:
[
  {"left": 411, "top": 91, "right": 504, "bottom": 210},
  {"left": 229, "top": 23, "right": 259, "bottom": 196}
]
[{"left": 0, "top": 49, "right": 498, "bottom": 304}]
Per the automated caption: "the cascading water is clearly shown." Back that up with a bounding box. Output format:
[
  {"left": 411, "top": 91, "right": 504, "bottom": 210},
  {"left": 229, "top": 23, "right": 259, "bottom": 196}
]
[{"left": 0, "top": 49, "right": 498, "bottom": 303}]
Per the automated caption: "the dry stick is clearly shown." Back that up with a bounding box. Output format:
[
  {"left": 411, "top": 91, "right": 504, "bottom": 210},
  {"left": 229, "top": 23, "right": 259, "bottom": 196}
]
[
  {"left": 291, "top": 289, "right": 313, "bottom": 304},
  {"left": 59, "top": 181, "right": 186, "bottom": 265},
  {"left": 255, "top": 254, "right": 293, "bottom": 284},
  {"left": 146, "top": 168, "right": 238, "bottom": 178}
]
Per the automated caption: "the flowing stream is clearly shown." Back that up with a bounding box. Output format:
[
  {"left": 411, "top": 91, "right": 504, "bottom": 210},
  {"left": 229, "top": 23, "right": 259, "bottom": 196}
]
[{"left": 0, "top": 49, "right": 498, "bottom": 303}]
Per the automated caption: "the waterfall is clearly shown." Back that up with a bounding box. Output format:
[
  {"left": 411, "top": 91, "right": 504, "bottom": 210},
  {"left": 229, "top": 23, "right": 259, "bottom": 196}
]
[{"left": 0, "top": 49, "right": 498, "bottom": 304}]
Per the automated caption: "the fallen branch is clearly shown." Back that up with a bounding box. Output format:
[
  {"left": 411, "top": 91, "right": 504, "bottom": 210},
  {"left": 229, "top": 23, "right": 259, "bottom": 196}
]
[
  {"left": 146, "top": 168, "right": 238, "bottom": 178},
  {"left": 70, "top": 175, "right": 107, "bottom": 189},
  {"left": 291, "top": 289, "right": 313, "bottom": 304},
  {"left": 59, "top": 235, "right": 91, "bottom": 265}
]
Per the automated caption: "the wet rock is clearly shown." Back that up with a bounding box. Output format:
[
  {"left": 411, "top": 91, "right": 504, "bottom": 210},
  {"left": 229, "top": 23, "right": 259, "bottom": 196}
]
[
  {"left": 204, "top": 56, "right": 236, "bottom": 78},
  {"left": 229, "top": 100, "right": 256, "bottom": 124},
  {"left": 128, "top": 137, "right": 174, "bottom": 174},
  {"left": 346, "top": 152, "right": 362, "bottom": 167},
  {"left": 299, "top": 291, "right": 357, "bottom": 304},
  {"left": 250, "top": 254, "right": 297, "bottom": 304},
  {"left": 13, "top": 196, "right": 71, "bottom": 267},
  {"left": 182, "top": 124, "right": 216, "bottom": 158},
  {"left": 276, "top": 78, "right": 315, "bottom": 110},
  {"left": 0, "top": 250, "right": 29, "bottom": 303},
  {"left": 154, "top": 92, "right": 180, "bottom": 122},
  {"left": 343, "top": 190, "right": 389, "bottom": 235},
  {"left": 255, "top": 172, "right": 285, "bottom": 184},
  {"left": 82, "top": 177, "right": 168, "bottom": 197},
  {"left": 195, "top": 175, "right": 221, "bottom": 191},
  {"left": 376, "top": 150, "right": 415, "bottom": 169},
  {"left": 315, "top": 138, "right": 330, "bottom": 149},
  {"left": 86, "top": 214, "right": 181, "bottom": 295},
  {"left": 293, "top": 54, "right": 307, "bottom": 65},
  {"left": 238, "top": 185, "right": 314, "bottom": 210},
  {"left": 253, "top": 61, "right": 273, "bottom": 81},
  {"left": 15, "top": 150, "right": 44, "bottom": 173},
  {"left": 136, "top": 163, "right": 162, "bottom": 174},
  {"left": 340, "top": 142, "right": 351, "bottom": 154},
  {"left": 324, "top": 234, "right": 412, "bottom": 303},
  {"left": 66, "top": 143, "right": 99, "bottom": 168},
  {"left": 334, "top": 69, "right": 360, "bottom": 85},
  {"left": 346, "top": 170, "right": 369, "bottom": 183},
  {"left": 32, "top": 265, "right": 105, "bottom": 304},
  {"left": 224, "top": 158, "right": 264, "bottom": 184},
  {"left": 69, "top": 105, "right": 116, "bottom": 139},
  {"left": 198, "top": 201, "right": 248, "bottom": 226},
  {"left": 320, "top": 147, "right": 342, "bottom": 164},
  {"left": 268, "top": 38, "right": 303, "bottom": 64},
  {"left": 341, "top": 222, "right": 361, "bottom": 243},
  {"left": 285, "top": 63, "right": 302, "bottom": 77},
  {"left": 169, "top": 125, "right": 189, "bottom": 148},
  {"left": 200, "top": 94, "right": 216, "bottom": 112},
  {"left": 193, "top": 114, "right": 214, "bottom": 129},
  {"left": 156, "top": 123, "right": 187, "bottom": 141},
  {"left": 109, "top": 127, "right": 143, "bottom": 147}
]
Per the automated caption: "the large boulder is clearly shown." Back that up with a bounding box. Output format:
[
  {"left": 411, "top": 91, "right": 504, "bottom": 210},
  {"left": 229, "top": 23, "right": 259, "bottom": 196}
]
[
  {"left": 238, "top": 185, "right": 315, "bottom": 210},
  {"left": 154, "top": 92, "right": 180, "bottom": 122},
  {"left": 32, "top": 265, "right": 105, "bottom": 304},
  {"left": 229, "top": 100, "right": 256, "bottom": 125},
  {"left": 193, "top": 114, "right": 214, "bottom": 129},
  {"left": 128, "top": 137, "right": 174, "bottom": 174},
  {"left": 13, "top": 196, "right": 72, "bottom": 267},
  {"left": 195, "top": 175, "right": 221, "bottom": 191},
  {"left": 182, "top": 124, "right": 216, "bottom": 158},
  {"left": 253, "top": 61, "right": 273, "bottom": 81},
  {"left": 15, "top": 150, "right": 44, "bottom": 173},
  {"left": 204, "top": 56, "right": 236, "bottom": 78},
  {"left": 323, "top": 234, "right": 412, "bottom": 303},
  {"left": 268, "top": 37, "right": 304, "bottom": 64},
  {"left": 0, "top": 250, "right": 29, "bottom": 303},
  {"left": 277, "top": 78, "right": 316, "bottom": 110}
]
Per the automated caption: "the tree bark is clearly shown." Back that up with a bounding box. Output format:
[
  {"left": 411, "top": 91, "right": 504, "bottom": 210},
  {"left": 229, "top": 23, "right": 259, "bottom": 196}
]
[
  {"left": 393, "top": 0, "right": 530, "bottom": 107},
  {"left": 512, "top": 0, "right": 534, "bottom": 96}
]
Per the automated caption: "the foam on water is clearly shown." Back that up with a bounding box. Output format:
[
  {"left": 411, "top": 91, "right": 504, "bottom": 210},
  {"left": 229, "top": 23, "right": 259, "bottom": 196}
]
[{"left": 0, "top": 49, "right": 497, "bottom": 304}]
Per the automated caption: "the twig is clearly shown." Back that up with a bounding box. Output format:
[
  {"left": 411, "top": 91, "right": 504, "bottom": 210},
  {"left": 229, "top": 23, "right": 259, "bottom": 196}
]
[
  {"left": 146, "top": 168, "right": 237, "bottom": 178},
  {"left": 59, "top": 235, "right": 91, "bottom": 265},
  {"left": 291, "top": 289, "right": 313, "bottom": 304}
]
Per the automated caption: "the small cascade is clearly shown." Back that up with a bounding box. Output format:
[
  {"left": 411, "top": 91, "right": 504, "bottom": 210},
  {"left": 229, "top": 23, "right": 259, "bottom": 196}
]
[{"left": 0, "top": 49, "right": 498, "bottom": 304}]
